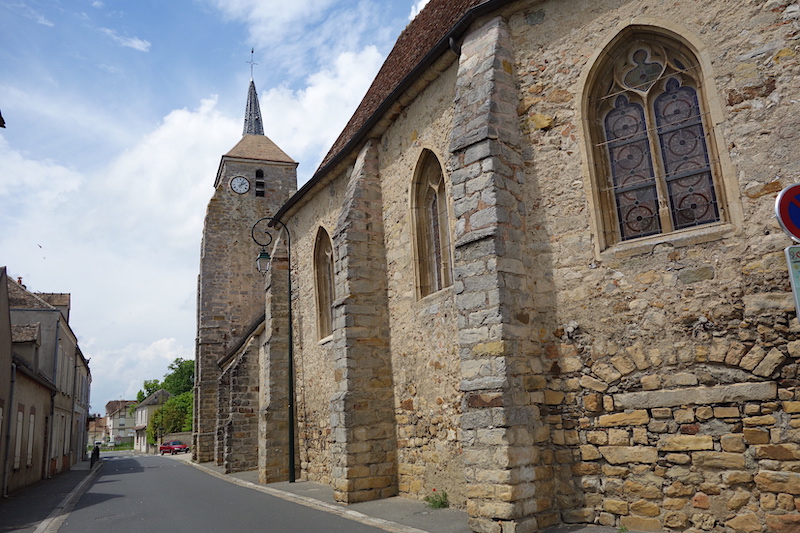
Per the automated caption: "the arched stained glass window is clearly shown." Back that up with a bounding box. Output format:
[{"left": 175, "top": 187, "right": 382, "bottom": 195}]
[
  {"left": 589, "top": 33, "right": 722, "bottom": 244},
  {"left": 314, "top": 228, "right": 335, "bottom": 339},
  {"left": 414, "top": 150, "right": 452, "bottom": 298}
]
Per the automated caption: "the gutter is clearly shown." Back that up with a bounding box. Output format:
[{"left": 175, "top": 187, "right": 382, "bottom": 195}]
[{"left": 270, "top": 0, "right": 513, "bottom": 226}]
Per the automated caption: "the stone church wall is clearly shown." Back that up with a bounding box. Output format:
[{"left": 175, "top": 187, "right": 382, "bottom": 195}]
[
  {"left": 203, "top": 0, "right": 800, "bottom": 530},
  {"left": 288, "top": 180, "right": 346, "bottom": 486},
  {"left": 481, "top": 0, "right": 800, "bottom": 530},
  {"left": 377, "top": 62, "right": 466, "bottom": 503}
]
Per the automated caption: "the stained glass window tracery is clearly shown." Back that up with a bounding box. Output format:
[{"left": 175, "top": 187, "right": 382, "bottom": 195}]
[{"left": 593, "top": 37, "right": 721, "bottom": 243}]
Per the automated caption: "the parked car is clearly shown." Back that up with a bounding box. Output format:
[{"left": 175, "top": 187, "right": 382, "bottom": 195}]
[{"left": 159, "top": 440, "right": 190, "bottom": 455}]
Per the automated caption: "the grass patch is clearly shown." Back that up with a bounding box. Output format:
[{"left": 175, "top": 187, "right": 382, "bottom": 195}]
[{"left": 424, "top": 489, "right": 449, "bottom": 509}]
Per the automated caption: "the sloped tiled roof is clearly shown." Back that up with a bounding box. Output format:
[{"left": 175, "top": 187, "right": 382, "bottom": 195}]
[
  {"left": 106, "top": 400, "right": 137, "bottom": 416},
  {"left": 225, "top": 134, "right": 295, "bottom": 164},
  {"left": 38, "top": 293, "right": 70, "bottom": 308},
  {"left": 7, "top": 278, "right": 57, "bottom": 311},
  {"left": 138, "top": 389, "right": 171, "bottom": 407}
]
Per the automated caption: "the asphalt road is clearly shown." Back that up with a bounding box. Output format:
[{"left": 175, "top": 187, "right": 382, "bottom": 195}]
[{"left": 59, "top": 452, "right": 391, "bottom": 533}]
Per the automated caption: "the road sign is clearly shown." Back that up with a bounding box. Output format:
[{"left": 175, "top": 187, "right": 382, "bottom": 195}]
[
  {"left": 776, "top": 184, "right": 800, "bottom": 242},
  {"left": 786, "top": 245, "right": 800, "bottom": 317}
]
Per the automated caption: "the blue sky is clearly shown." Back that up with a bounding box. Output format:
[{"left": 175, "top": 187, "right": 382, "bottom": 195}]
[{"left": 0, "top": 0, "right": 430, "bottom": 413}]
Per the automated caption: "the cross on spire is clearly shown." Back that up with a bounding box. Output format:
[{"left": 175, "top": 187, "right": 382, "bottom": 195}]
[{"left": 247, "top": 48, "right": 258, "bottom": 81}]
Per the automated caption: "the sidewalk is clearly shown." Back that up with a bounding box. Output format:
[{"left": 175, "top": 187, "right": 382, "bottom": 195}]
[
  {"left": 0, "top": 451, "right": 622, "bottom": 533},
  {"left": 170, "top": 451, "right": 472, "bottom": 533},
  {"left": 0, "top": 458, "right": 101, "bottom": 533}
]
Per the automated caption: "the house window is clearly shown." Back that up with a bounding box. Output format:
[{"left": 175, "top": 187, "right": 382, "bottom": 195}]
[
  {"left": 413, "top": 150, "right": 452, "bottom": 297},
  {"left": 314, "top": 228, "right": 335, "bottom": 339},
  {"left": 26, "top": 412, "right": 35, "bottom": 466},
  {"left": 255, "top": 169, "right": 265, "bottom": 197},
  {"left": 586, "top": 31, "right": 723, "bottom": 246},
  {"left": 14, "top": 408, "right": 23, "bottom": 469}
]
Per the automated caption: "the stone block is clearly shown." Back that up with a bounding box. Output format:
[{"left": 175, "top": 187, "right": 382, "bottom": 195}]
[
  {"left": 620, "top": 516, "right": 662, "bottom": 532},
  {"left": 597, "top": 410, "right": 649, "bottom": 427},
  {"left": 744, "top": 427, "right": 770, "bottom": 444},
  {"left": 692, "top": 451, "right": 746, "bottom": 469},
  {"left": 580, "top": 374, "right": 608, "bottom": 392},
  {"left": 714, "top": 406, "right": 740, "bottom": 418},
  {"left": 599, "top": 446, "right": 657, "bottom": 464},
  {"left": 659, "top": 435, "right": 714, "bottom": 451},
  {"left": 615, "top": 382, "right": 777, "bottom": 409},
  {"left": 754, "top": 348, "right": 786, "bottom": 377},
  {"left": 721, "top": 434, "right": 746, "bottom": 452},
  {"left": 756, "top": 471, "right": 800, "bottom": 494},
  {"left": 604, "top": 499, "right": 629, "bottom": 515},
  {"left": 754, "top": 444, "right": 800, "bottom": 460},
  {"left": 765, "top": 512, "right": 800, "bottom": 533},
  {"left": 726, "top": 513, "right": 762, "bottom": 533},
  {"left": 784, "top": 401, "right": 800, "bottom": 414}
]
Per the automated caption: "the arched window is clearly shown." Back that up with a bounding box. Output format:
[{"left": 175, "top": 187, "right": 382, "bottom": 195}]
[
  {"left": 255, "top": 169, "right": 265, "bottom": 197},
  {"left": 314, "top": 228, "right": 335, "bottom": 339},
  {"left": 413, "top": 150, "right": 452, "bottom": 298},
  {"left": 586, "top": 30, "right": 723, "bottom": 246}
]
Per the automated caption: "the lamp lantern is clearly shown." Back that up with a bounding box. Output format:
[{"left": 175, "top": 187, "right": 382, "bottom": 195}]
[{"left": 256, "top": 249, "right": 271, "bottom": 274}]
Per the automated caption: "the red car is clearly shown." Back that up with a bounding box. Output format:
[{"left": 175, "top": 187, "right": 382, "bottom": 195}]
[{"left": 159, "top": 440, "right": 190, "bottom": 455}]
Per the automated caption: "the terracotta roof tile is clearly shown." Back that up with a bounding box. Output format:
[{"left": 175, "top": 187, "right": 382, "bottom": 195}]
[
  {"left": 225, "top": 134, "right": 295, "bottom": 164},
  {"left": 7, "top": 278, "right": 56, "bottom": 311}
]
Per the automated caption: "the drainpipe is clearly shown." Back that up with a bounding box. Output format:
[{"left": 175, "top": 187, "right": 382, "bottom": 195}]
[
  {"left": 70, "top": 355, "right": 77, "bottom": 464},
  {"left": 47, "top": 316, "right": 60, "bottom": 477},
  {"left": 2, "top": 363, "right": 17, "bottom": 497}
]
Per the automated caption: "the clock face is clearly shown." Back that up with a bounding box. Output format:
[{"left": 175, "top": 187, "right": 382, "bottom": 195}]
[{"left": 230, "top": 176, "right": 250, "bottom": 194}]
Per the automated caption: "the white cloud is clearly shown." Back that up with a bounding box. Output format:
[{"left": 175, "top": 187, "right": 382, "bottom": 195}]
[
  {"left": 1, "top": 97, "right": 239, "bottom": 410},
  {"left": 206, "top": 0, "right": 338, "bottom": 42},
  {"left": 261, "top": 46, "right": 385, "bottom": 182},
  {"left": 87, "top": 337, "right": 192, "bottom": 411},
  {"left": 100, "top": 28, "right": 151, "bottom": 52},
  {"left": 409, "top": 0, "right": 430, "bottom": 20}
]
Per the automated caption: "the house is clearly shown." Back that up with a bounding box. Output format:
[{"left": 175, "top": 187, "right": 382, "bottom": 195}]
[
  {"left": 0, "top": 268, "right": 91, "bottom": 495},
  {"left": 196, "top": 1, "right": 800, "bottom": 531},
  {"left": 105, "top": 400, "right": 137, "bottom": 446},
  {"left": 134, "top": 389, "right": 171, "bottom": 453},
  {"left": 87, "top": 414, "right": 107, "bottom": 445}
]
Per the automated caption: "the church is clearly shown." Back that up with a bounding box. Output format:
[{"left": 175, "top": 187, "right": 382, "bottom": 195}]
[{"left": 195, "top": 0, "right": 800, "bottom": 531}]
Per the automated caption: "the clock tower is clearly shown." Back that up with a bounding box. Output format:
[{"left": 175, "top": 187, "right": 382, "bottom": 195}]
[{"left": 193, "top": 77, "right": 297, "bottom": 464}]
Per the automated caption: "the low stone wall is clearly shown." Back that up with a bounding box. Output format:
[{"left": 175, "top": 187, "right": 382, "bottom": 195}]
[{"left": 162, "top": 432, "right": 192, "bottom": 445}]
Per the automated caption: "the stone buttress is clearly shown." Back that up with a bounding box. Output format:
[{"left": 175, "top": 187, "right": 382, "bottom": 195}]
[
  {"left": 450, "top": 16, "right": 543, "bottom": 533},
  {"left": 330, "top": 141, "right": 398, "bottom": 503}
]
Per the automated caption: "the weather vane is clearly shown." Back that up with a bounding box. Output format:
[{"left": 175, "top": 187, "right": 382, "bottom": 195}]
[{"left": 247, "top": 48, "right": 258, "bottom": 80}]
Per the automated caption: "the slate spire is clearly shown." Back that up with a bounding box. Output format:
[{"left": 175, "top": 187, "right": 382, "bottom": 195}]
[{"left": 243, "top": 79, "right": 264, "bottom": 136}]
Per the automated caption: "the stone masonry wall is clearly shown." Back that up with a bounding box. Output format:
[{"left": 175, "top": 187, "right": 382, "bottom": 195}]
[
  {"left": 259, "top": 245, "right": 293, "bottom": 483},
  {"left": 221, "top": 337, "right": 259, "bottom": 473},
  {"left": 329, "top": 141, "right": 398, "bottom": 503},
  {"left": 377, "top": 61, "right": 466, "bottom": 504},
  {"left": 195, "top": 157, "right": 296, "bottom": 463},
  {"left": 501, "top": 0, "right": 800, "bottom": 531}
]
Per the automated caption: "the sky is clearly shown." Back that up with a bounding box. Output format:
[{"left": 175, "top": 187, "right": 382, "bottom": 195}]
[{"left": 0, "top": 0, "right": 431, "bottom": 414}]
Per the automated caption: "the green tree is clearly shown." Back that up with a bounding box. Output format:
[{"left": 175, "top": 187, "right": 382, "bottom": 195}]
[
  {"left": 146, "top": 391, "right": 193, "bottom": 444},
  {"left": 137, "top": 379, "right": 162, "bottom": 403},
  {"left": 161, "top": 358, "right": 194, "bottom": 396}
]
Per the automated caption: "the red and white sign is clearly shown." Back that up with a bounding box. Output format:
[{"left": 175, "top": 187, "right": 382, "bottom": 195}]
[{"left": 776, "top": 184, "right": 800, "bottom": 242}]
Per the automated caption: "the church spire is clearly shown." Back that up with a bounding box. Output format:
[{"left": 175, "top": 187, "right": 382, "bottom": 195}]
[{"left": 243, "top": 49, "right": 264, "bottom": 136}]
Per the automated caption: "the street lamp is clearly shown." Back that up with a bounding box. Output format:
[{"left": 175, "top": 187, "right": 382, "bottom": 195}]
[{"left": 251, "top": 216, "right": 295, "bottom": 483}]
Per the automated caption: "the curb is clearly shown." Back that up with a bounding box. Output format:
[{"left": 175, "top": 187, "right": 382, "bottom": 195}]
[
  {"left": 183, "top": 460, "right": 431, "bottom": 533},
  {"left": 33, "top": 460, "right": 104, "bottom": 533}
]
